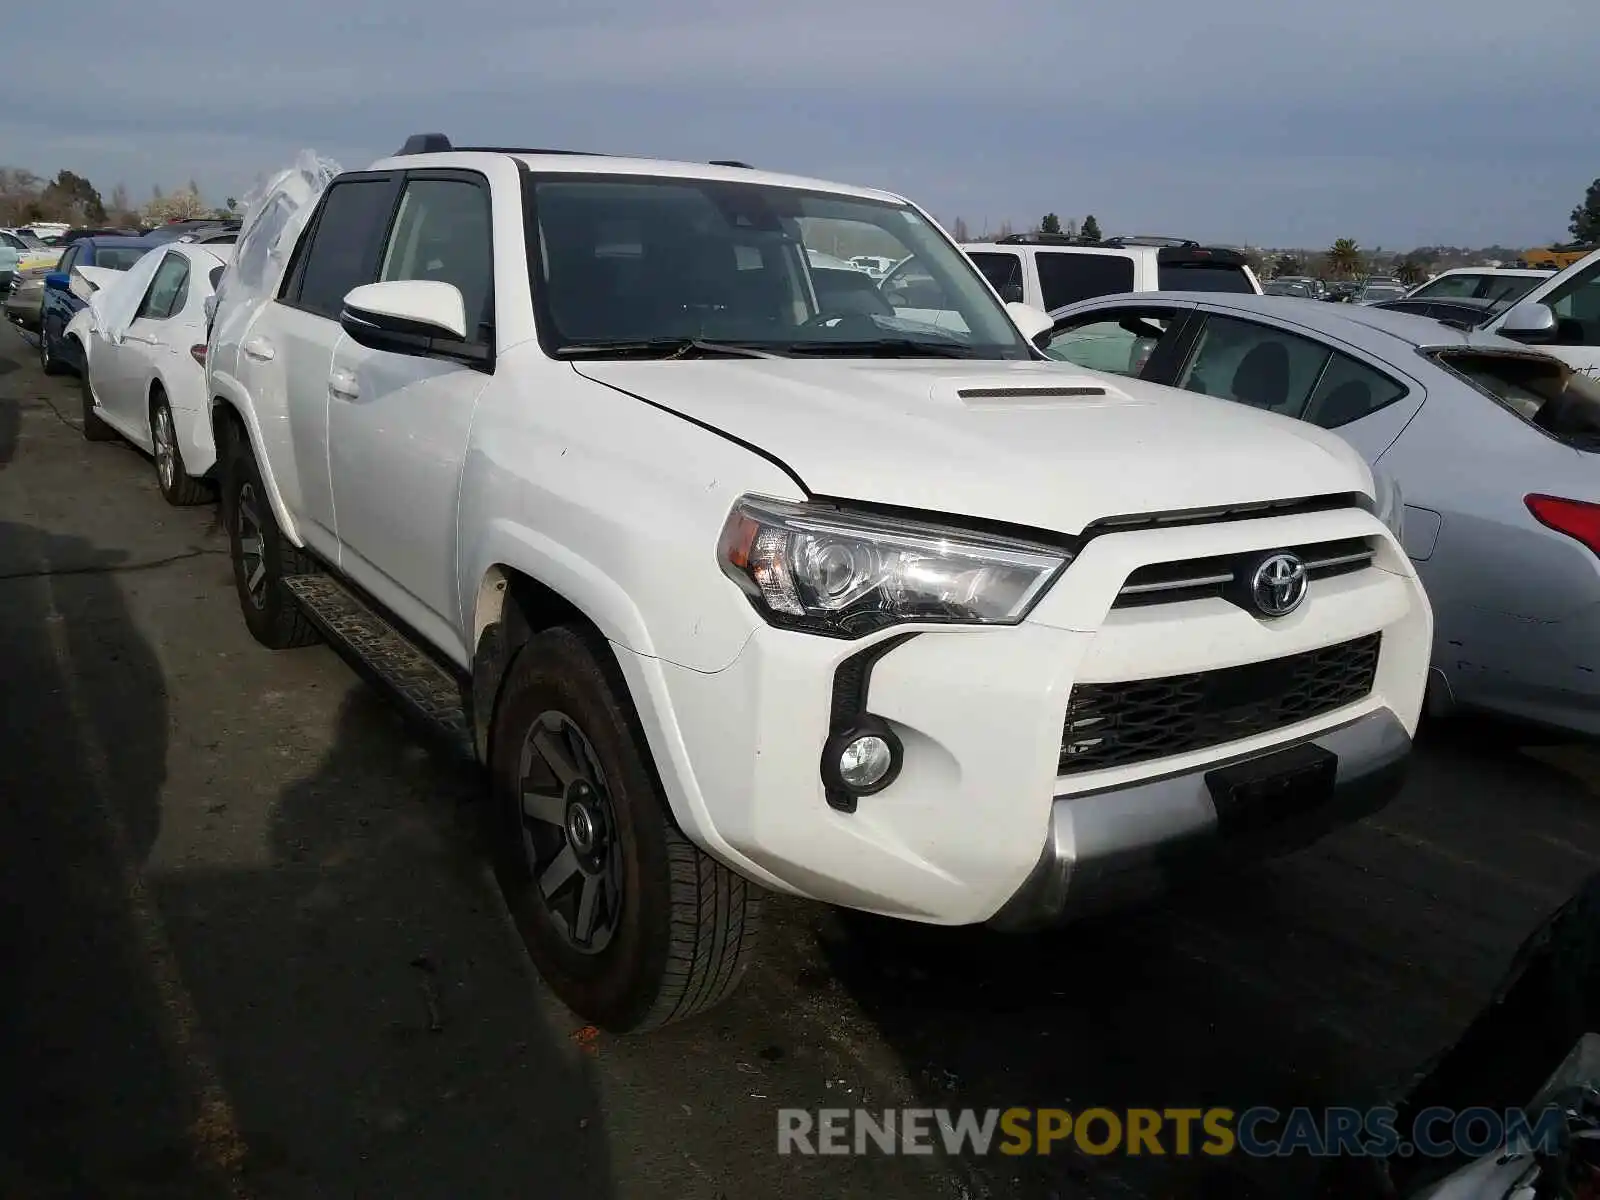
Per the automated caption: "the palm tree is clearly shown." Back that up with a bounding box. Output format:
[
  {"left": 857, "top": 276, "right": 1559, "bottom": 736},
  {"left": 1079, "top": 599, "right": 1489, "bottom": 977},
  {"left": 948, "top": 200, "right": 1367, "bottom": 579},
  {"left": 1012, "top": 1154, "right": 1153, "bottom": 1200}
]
[
  {"left": 1326, "top": 238, "right": 1363, "bottom": 279},
  {"left": 1395, "top": 258, "right": 1426, "bottom": 287}
]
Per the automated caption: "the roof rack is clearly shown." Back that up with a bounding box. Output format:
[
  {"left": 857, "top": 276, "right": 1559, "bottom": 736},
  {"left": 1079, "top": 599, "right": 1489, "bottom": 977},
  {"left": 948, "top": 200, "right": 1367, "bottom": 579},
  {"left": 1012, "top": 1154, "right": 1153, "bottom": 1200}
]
[
  {"left": 993, "top": 232, "right": 1099, "bottom": 246},
  {"left": 1102, "top": 235, "right": 1200, "bottom": 248},
  {"left": 394, "top": 132, "right": 604, "bottom": 157}
]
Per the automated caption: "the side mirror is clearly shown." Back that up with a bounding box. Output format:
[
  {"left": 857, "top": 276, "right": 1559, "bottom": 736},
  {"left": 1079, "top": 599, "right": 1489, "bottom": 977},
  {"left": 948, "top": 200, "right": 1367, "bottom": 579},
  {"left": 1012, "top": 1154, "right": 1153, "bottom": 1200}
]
[
  {"left": 999, "top": 282, "right": 1025, "bottom": 304},
  {"left": 1006, "top": 301, "right": 1054, "bottom": 348},
  {"left": 340, "top": 280, "right": 470, "bottom": 356},
  {"left": 1498, "top": 301, "right": 1559, "bottom": 343},
  {"left": 44, "top": 270, "right": 69, "bottom": 291}
]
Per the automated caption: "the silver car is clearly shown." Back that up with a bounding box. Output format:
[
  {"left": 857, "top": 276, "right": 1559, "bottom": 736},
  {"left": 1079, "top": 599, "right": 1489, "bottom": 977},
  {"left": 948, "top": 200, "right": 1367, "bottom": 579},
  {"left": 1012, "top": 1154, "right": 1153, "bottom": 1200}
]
[{"left": 1042, "top": 291, "right": 1600, "bottom": 735}]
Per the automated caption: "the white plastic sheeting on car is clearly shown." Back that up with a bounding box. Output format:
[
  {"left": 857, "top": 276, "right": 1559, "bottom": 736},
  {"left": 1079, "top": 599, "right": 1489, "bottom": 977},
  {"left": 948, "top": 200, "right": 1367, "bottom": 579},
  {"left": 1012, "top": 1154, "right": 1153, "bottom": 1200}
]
[
  {"left": 80, "top": 250, "right": 165, "bottom": 342},
  {"left": 207, "top": 149, "right": 340, "bottom": 337}
]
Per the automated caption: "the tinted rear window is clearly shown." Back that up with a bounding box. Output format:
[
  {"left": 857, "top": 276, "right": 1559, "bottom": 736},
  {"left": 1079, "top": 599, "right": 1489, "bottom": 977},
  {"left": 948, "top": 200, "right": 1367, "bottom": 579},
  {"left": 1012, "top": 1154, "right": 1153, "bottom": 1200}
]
[
  {"left": 1158, "top": 263, "right": 1255, "bottom": 293},
  {"left": 95, "top": 248, "right": 149, "bottom": 271},
  {"left": 1433, "top": 351, "right": 1600, "bottom": 444}
]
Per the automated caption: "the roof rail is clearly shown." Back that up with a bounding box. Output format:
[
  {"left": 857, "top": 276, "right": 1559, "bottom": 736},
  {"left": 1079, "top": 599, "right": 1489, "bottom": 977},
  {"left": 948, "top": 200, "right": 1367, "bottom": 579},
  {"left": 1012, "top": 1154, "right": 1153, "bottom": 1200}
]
[
  {"left": 993, "top": 232, "right": 1096, "bottom": 246},
  {"left": 394, "top": 132, "right": 604, "bottom": 157},
  {"left": 1102, "top": 235, "right": 1199, "bottom": 248},
  {"left": 709, "top": 160, "right": 754, "bottom": 168}
]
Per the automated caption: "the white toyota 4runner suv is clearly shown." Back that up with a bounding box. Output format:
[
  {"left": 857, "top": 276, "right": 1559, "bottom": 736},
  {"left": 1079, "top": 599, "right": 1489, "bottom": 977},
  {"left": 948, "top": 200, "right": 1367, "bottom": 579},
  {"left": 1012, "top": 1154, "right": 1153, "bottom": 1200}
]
[{"left": 204, "top": 134, "right": 1429, "bottom": 1032}]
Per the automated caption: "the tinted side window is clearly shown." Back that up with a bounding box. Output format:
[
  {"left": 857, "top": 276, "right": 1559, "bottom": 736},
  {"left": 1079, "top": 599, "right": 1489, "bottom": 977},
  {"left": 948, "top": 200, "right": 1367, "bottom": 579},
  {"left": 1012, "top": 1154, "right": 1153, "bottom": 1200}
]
[
  {"left": 968, "top": 251, "right": 1025, "bottom": 302},
  {"left": 1035, "top": 252, "right": 1134, "bottom": 310},
  {"left": 136, "top": 254, "right": 190, "bottom": 320},
  {"left": 291, "top": 180, "right": 395, "bottom": 319},
  {"left": 378, "top": 177, "right": 494, "bottom": 338},
  {"left": 1176, "top": 314, "right": 1332, "bottom": 417},
  {"left": 1302, "top": 352, "right": 1408, "bottom": 428},
  {"left": 1045, "top": 309, "right": 1180, "bottom": 377},
  {"left": 1543, "top": 258, "right": 1600, "bottom": 347}
]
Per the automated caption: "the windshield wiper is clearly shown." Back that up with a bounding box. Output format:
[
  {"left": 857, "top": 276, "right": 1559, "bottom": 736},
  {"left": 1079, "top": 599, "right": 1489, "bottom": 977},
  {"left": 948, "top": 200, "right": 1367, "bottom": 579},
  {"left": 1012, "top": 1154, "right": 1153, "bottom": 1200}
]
[
  {"left": 782, "top": 337, "right": 983, "bottom": 359},
  {"left": 555, "top": 338, "right": 783, "bottom": 360}
]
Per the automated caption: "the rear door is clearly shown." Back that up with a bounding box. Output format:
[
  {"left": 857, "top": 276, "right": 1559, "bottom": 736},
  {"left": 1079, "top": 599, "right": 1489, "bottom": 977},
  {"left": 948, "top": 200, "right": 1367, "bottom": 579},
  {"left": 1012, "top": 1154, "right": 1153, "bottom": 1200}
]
[
  {"left": 262, "top": 172, "right": 400, "bottom": 559},
  {"left": 1485, "top": 250, "right": 1600, "bottom": 379},
  {"left": 105, "top": 250, "right": 192, "bottom": 441},
  {"left": 1165, "top": 306, "right": 1424, "bottom": 462}
]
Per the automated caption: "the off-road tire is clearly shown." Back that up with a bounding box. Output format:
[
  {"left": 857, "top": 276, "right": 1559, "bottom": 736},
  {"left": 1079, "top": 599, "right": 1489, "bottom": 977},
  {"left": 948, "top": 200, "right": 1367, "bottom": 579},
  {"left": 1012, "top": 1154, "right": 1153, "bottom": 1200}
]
[
  {"left": 150, "top": 391, "right": 211, "bottom": 506},
  {"left": 80, "top": 368, "right": 114, "bottom": 442},
  {"left": 220, "top": 426, "right": 319, "bottom": 649},
  {"left": 489, "top": 626, "right": 762, "bottom": 1033}
]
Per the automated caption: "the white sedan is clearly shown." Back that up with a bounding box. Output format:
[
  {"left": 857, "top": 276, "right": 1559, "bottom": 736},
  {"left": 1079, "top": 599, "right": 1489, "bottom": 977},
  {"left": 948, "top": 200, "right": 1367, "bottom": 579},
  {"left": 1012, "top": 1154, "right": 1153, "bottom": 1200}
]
[{"left": 75, "top": 241, "right": 230, "bottom": 504}]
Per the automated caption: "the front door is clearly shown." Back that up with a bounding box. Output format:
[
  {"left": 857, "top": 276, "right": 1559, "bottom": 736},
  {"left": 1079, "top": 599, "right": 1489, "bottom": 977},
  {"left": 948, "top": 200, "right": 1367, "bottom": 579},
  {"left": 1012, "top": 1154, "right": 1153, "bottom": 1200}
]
[
  {"left": 327, "top": 171, "right": 497, "bottom": 663},
  {"left": 1489, "top": 250, "right": 1600, "bottom": 381}
]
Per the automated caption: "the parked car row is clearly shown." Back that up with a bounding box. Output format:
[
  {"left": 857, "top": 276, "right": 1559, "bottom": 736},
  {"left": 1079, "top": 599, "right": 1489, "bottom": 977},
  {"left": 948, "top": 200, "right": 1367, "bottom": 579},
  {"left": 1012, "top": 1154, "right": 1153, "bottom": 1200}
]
[
  {"left": 40, "top": 134, "right": 1432, "bottom": 1041},
  {"left": 1040, "top": 245, "right": 1600, "bottom": 735}
]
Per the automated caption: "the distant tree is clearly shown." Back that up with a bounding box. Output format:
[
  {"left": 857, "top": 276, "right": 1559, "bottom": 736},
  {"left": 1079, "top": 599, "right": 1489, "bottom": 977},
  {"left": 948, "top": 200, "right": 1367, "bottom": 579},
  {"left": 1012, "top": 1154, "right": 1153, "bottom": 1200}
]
[
  {"left": 226, "top": 196, "right": 238, "bottom": 213},
  {"left": 142, "top": 182, "right": 208, "bottom": 224},
  {"left": 1326, "top": 238, "right": 1364, "bottom": 279},
  {"left": 39, "top": 170, "right": 106, "bottom": 224},
  {"left": 1395, "top": 257, "right": 1427, "bottom": 286},
  {"left": 1273, "top": 253, "right": 1302, "bottom": 278},
  {"left": 1571, "top": 177, "right": 1600, "bottom": 243},
  {"left": 1040, "top": 213, "right": 1062, "bottom": 235},
  {"left": 1080, "top": 214, "right": 1102, "bottom": 242},
  {"left": 0, "top": 167, "right": 44, "bottom": 225}
]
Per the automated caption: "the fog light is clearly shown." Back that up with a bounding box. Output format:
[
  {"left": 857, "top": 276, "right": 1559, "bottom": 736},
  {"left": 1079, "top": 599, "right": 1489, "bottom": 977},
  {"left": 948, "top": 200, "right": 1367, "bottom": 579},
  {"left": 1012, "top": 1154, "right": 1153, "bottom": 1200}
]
[
  {"left": 820, "top": 716, "right": 904, "bottom": 812},
  {"left": 839, "top": 734, "right": 893, "bottom": 789}
]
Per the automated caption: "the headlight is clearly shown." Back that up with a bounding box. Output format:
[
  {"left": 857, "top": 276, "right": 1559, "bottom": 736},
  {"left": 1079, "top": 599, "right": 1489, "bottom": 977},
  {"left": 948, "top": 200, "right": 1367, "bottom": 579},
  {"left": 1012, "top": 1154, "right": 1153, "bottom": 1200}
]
[
  {"left": 717, "top": 496, "right": 1070, "bottom": 638},
  {"left": 1373, "top": 468, "right": 1404, "bottom": 542}
]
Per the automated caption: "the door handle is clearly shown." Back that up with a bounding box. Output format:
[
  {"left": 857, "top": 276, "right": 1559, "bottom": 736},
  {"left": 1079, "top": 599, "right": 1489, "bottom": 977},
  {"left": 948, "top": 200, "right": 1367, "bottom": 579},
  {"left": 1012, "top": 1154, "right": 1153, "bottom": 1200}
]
[
  {"left": 242, "top": 336, "right": 275, "bottom": 362},
  {"left": 329, "top": 369, "right": 359, "bottom": 401}
]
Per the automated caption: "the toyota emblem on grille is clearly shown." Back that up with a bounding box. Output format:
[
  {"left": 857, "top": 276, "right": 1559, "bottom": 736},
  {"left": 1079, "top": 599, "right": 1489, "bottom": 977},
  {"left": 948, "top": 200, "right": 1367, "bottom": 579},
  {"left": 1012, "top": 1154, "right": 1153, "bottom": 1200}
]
[{"left": 1249, "top": 552, "right": 1308, "bottom": 617}]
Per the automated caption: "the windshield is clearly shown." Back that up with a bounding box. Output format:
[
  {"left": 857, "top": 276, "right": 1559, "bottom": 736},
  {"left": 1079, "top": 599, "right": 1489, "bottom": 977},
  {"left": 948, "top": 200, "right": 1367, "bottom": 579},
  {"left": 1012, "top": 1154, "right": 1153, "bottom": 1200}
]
[
  {"left": 1434, "top": 351, "right": 1600, "bottom": 443},
  {"left": 529, "top": 175, "right": 1030, "bottom": 359}
]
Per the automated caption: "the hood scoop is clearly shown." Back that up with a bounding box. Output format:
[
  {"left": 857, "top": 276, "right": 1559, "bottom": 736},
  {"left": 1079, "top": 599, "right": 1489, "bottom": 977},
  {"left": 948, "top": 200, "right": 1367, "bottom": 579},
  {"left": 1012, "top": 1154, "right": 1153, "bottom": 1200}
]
[{"left": 942, "top": 376, "right": 1147, "bottom": 408}]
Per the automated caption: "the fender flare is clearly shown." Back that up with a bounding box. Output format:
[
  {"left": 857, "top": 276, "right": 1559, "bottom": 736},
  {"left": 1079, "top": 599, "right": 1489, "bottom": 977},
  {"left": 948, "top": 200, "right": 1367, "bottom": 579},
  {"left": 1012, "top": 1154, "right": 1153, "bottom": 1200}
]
[{"left": 208, "top": 380, "right": 305, "bottom": 547}]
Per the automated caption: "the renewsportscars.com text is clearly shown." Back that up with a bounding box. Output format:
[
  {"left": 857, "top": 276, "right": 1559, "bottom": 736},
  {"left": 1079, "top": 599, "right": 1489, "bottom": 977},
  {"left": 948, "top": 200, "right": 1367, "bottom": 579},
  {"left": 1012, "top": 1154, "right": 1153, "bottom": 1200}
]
[{"left": 777, "top": 1105, "right": 1566, "bottom": 1159}]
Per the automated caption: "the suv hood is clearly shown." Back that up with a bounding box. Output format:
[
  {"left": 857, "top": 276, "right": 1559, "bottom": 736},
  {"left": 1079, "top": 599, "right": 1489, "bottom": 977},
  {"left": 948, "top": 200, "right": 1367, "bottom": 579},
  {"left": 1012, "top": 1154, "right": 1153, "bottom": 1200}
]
[{"left": 572, "top": 359, "right": 1372, "bottom": 535}]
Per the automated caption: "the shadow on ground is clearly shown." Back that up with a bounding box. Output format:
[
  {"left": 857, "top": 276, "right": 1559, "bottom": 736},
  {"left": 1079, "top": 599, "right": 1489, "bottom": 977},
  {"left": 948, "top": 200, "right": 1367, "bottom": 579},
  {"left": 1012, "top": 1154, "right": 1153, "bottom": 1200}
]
[
  {"left": 0, "top": 513, "right": 614, "bottom": 1197},
  {"left": 813, "top": 714, "right": 1599, "bottom": 1198}
]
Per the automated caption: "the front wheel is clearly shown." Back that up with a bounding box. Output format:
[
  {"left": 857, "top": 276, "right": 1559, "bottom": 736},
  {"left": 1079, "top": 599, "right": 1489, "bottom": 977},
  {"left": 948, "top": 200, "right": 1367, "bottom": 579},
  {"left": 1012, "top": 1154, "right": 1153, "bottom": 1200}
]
[
  {"left": 220, "top": 429, "right": 319, "bottom": 649},
  {"left": 40, "top": 326, "right": 68, "bottom": 376},
  {"left": 490, "top": 626, "right": 763, "bottom": 1032}
]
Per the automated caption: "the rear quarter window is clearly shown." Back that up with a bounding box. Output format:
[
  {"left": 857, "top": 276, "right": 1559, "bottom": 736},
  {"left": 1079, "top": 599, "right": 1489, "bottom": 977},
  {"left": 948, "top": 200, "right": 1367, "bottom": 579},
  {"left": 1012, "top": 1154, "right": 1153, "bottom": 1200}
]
[{"left": 1157, "top": 263, "right": 1255, "bottom": 293}]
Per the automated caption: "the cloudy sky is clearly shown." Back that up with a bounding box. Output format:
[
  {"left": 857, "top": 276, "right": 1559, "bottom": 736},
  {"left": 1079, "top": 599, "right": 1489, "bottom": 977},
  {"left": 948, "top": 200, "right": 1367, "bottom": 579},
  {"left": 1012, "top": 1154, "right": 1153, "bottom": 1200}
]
[{"left": 1, "top": 0, "right": 1591, "bottom": 248}]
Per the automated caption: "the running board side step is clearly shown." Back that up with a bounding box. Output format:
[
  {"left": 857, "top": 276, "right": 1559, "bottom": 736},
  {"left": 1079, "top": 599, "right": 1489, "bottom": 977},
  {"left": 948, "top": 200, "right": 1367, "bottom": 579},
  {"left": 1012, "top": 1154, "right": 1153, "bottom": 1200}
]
[{"left": 283, "top": 574, "right": 475, "bottom": 762}]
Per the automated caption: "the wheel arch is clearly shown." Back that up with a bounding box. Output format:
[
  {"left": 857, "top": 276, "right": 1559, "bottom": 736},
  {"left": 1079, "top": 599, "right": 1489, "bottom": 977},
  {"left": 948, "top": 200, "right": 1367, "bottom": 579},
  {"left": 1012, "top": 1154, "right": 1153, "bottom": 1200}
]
[{"left": 207, "top": 394, "right": 305, "bottom": 545}]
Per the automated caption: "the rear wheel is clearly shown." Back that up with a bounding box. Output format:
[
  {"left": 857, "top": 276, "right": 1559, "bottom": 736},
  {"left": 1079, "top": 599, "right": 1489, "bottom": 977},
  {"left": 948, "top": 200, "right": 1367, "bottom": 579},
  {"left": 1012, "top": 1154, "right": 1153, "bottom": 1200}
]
[
  {"left": 220, "top": 427, "right": 319, "bottom": 649},
  {"left": 150, "top": 391, "right": 210, "bottom": 506},
  {"left": 80, "top": 368, "right": 114, "bottom": 442},
  {"left": 489, "top": 626, "right": 762, "bottom": 1032}
]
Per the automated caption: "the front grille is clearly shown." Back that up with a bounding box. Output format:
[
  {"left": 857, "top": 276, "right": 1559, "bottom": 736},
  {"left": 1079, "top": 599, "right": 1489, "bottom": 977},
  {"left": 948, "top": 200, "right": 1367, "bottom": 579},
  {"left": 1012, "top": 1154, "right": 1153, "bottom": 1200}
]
[
  {"left": 1059, "top": 633, "right": 1381, "bottom": 774},
  {"left": 1113, "top": 537, "right": 1375, "bottom": 609}
]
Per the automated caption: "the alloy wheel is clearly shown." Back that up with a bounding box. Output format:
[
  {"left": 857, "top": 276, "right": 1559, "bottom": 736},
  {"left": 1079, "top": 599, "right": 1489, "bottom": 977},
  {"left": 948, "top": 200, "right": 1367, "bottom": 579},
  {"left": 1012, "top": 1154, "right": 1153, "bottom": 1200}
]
[
  {"left": 236, "top": 481, "right": 268, "bottom": 609},
  {"left": 153, "top": 404, "right": 176, "bottom": 491},
  {"left": 518, "top": 711, "right": 625, "bottom": 954}
]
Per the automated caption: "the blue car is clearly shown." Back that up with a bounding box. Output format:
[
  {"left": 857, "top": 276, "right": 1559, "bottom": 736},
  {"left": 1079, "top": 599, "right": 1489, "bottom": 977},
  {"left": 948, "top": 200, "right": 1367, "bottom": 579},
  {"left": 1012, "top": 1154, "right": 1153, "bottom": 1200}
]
[{"left": 39, "top": 236, "right": 152, "bottom": 375}]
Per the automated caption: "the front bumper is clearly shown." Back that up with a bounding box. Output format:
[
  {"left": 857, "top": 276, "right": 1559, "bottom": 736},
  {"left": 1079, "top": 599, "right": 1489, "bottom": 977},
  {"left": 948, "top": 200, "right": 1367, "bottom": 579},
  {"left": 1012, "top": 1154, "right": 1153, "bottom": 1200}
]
[
  {"left": 623, "top": 504, "right": 1431, "bottom": 927},
  {"left": 988, "top": 707, "right": 1410, "bottom": 930}
]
